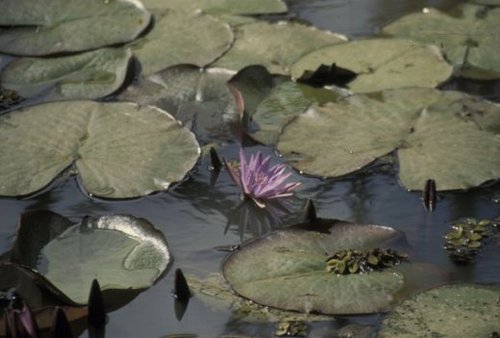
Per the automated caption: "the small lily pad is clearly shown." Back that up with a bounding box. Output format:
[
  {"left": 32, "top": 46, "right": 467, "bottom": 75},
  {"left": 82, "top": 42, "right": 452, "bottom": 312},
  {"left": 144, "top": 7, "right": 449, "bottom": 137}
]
[
  {"left": 223, "top": 221, "right": 442, "bottom": 315},
  {"left": 378, "top": 284, "right": 500, "bottom": 338},
  {"left": 119, "top": 65, "right": 240, "bottom": 143},
  {"left": 213, "top": 21, "right": 347, "bottom": 74},
  {"left": 290, "top": 39, "right": 452, "bottom": 93},
  {"left": 130, "top": 10, "right": 233, "bottom": 76},
  {"left": 0, "top": 101, "right": 200, "bottom": 198},
  {"left": 383, "top": 4, "right": 500, "bottom": 79},
  {"left": 0, "top": 0, "right": 151, "bottom": 56},
  {"left": 277, "top": 88, "right": 500, "bottom": 190},
  {"left": 8, "top": 211, "right": 171, "bottom": 305},
  {"left": 0, "top": 48, "right": 132, "bottom": 100}
]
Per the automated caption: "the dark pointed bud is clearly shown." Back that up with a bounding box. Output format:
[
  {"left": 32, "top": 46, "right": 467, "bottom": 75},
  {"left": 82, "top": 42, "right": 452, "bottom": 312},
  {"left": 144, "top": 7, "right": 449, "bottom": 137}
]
[
  {"left": 50, "top": 307, "right": 73, "bottom": 338},
  {"left": 19, "top": 302, "right": 39, "bottom": 338},
  {"left": 209, "top": 147, "right": 223, "bottom": 172},
  {"left": 422, "top": 179, "right": 437, "bottom": 211},
  {"left": 87, "top": 279, "right": 106, "bottom": 327},
  {"left": 304, "top": 198, "right": 317, "bottom": 222},
  {"left": 173, "top": 268, "right": 191, "bottom": 302},
  {"left": 4, "top": 310, "right": 17, "bottom": 338}
]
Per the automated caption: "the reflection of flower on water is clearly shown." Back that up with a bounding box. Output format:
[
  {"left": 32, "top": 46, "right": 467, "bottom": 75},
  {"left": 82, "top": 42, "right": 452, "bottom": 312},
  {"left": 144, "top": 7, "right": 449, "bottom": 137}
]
[
  {"left": 225, "top": 149, "right": 301, "bottom": 208},
  {"left": 225, "top": 198, "right": 293, "bottom": 240}
]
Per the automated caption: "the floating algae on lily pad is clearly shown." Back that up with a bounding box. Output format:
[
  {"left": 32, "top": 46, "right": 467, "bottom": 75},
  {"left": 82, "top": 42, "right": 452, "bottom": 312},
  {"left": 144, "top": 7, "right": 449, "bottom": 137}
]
[
  {"left": 223, "top": 219, "right": 446, "bottom": 315},
  {"left": 379, "top": 284, "right": 500, "bottom": 338}
]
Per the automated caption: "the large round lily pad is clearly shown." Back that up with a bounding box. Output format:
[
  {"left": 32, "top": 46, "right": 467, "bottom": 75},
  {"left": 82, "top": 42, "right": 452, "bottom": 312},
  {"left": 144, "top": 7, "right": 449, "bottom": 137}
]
[
  {"left": 223, "top": 221, "right": 440, "bottom": 315},
  {"left": 379, "top": 284, "right": 500, "bottom": 338},
  {"left": 0, "top": 0, "right": 151, "bottom": 56},
  {"left": 0, "top": 101, "right": 200, "bottom": 198},
  {"left": 277, "top": 88, "right": 500, "bottom": 190},
  {"left": 0, "top": 48, "right": 131, "bottom": 100},
  {"left": 8, "top": 211, "right": 171, "bottom": 305},
  {"left": 130, "top": 10, "right": 233, "bottom": 76},
  {"left": 119, "top": 65, "right": 240, "bottom": 143},
  {"left": 141, "top": 0, "right": 287, "bottom": 14},
  {"left": 383, "top": 4, "right": 500, "bottom": 79},
  {"left": 290, "top": 39, "right": 452, "bottom": 93},
  {"left": 213, "top": 21, "right": 347, "bottom": 74}
]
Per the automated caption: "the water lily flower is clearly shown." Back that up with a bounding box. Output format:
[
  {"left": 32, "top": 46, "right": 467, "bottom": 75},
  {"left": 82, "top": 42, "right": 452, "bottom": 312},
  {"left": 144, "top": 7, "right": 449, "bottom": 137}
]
[{"left": 225, "top": 149, "right": 300, "bottom": 208}]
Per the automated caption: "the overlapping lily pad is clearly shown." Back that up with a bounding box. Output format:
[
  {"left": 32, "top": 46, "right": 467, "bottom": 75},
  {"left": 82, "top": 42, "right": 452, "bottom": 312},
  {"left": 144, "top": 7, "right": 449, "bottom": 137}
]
[
  {"left": 0, "top": 48, "right": 132, "bottom": 100},
  {"left": 246, "top": 81, "right": 347, "bottom": 144},
  {"left": 223, "top": 221, "right": 443, "bottom": 315},
  {"left": 119, "top": 65, "right": 240, "bottom": 142},
  {"left": 141, "top": 0, "right": 287, "bottom": 14},
  {"left": 378, "top": 284, "right": 500, "bottom": 338},
  {"left": 0, "top": 101, "right": 200, "bottom": 198},
  {"left": 8, "top": 210, "right": 171, "bottom": 305},
  {"left": 277, "top": 88, "right": 500, "bottom": 190},
  {"left": 0, "top": 0, "right": 151, "bottom": 56},
  {"left": 290, "top": 39, "right": 453, "bottom": 93},
  {"left": 130, "top": 10, "right": 233, "bottom": 76},
  {"left": 213, "top": 21, "right": 347, "bottom": 74},
  {"left": 383, "top": 4, "right": 500, "bottom": 79}
]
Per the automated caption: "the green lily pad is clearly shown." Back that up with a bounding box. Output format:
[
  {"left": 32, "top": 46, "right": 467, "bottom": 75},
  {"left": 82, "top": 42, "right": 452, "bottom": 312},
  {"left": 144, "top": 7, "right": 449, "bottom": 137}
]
[
  {"left": 0, "top": 48, "right": 131, "bottom": 100},
  {"left": 119, "top": 65, "right": 240, "bottom": 143},
  {"left": 0, "top": 101, "right": 200, "bottom": 198},
  {"left": 0, "top": 0, "right": 151, "bottom": 56},
  {"left": 277, "top": 88, "right": 500, "bottom": 190},
  {"left": 213, "top": 21, "right": 347, "bottom": 74},
  {"left": 130, "top": 10, "right": 233, "bottom": 76},
  {"left": 383, "top": 4, "right": 500, "bottom": 79},
  {"left": 379, "top": 284, "right": 500, "bottom": 338},
  {"left": 8, "top": 211, "right": 171, "bottom": 305},
  {"left": 247, "top": 81, "right": 347, "bottom": 144},
  {"left": 141, "top": 0, "right": 287, "bottom": 14},
  {"left": 223, "top": 221, "right": 442, "bottom": 315},
  {"left": 290, "top": 39, "right": 452, "bottom": 93}
]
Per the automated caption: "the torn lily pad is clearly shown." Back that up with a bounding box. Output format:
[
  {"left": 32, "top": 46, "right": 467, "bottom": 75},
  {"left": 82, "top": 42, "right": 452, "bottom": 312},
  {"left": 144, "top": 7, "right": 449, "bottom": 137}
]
[
  {"left": 223, "top": 220, "right": 444, "bottom": 315},
  {"left": 277, "top": 88, "right": 500, "bottom": 190},
  {"left": 383, "top": 4, "right": 500, "bottom": 79},
  {"left": 0, "top": 0, "right": 151, "bottom": 56},
  {"left": 0, "top": 101, "right": 200, "bottom": 198},
  {"left": 119, "top": 65, "right": 240, "bottom": 143},
  {"left": 130, "top": 10, "right": 233, "bottom": 76},
  {"left": 290, "top": 39, "right": 453, "bottom": 93},
  {"left": 379, "top": 284, "right": 500, "bottom": 338},
  {"left": 213, "top": 21, "right": 347, "bottom": 74},
  {"left": 0, "top": 48, "right": 132, "bottom": 100},
  {"left": 8, "top": 210, "right": 171, "bottom": 305}
]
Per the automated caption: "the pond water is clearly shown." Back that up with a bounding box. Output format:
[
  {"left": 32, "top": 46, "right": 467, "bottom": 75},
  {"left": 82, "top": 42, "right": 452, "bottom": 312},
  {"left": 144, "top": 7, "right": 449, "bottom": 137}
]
[{"left": 1, "top": 0, "right": 499, "bottom": 337}]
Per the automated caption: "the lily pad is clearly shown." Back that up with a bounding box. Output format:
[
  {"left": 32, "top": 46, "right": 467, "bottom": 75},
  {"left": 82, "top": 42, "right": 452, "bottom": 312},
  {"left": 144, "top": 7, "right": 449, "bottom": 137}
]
[
  {"left": 0, "top": 0, "right": 151, "bottom": 56},
  {"left": 246, "top": 81, "right": 348, "bottom": 144},
  {"left": 383, "top": 4, "right": 500, "bottom": 79},
  {"left": 378, "top": 284, "right": 500, "bottom": 338},
  {"left": 130, "top": 10, "right": 233, "bottom": 76},
  {"left": 0, "top": 101, "right": 200, "bottom": 198},
  {"left": 140, "top": 0, "right": 287, "bottom": 14},
  {"left": 290, "top": 39, "right": 452, "bottom": 93},
  {"left": 9, "top": 211, "right": 171, "bottom": 304},
  {"left": 119, "top": 65, "right": 240, "bottom": 143},
  {"left": 0, "top": 48, "right": 132, "bottom": 100},
  {"left": 213, "top": 21, "right": 347, "bottom": 74},
  {"left": 223, "top": 221, "right": 442, "bottom": 315},
  {"left": 277, "top": 88, "right": 500, "bottom": 190}
]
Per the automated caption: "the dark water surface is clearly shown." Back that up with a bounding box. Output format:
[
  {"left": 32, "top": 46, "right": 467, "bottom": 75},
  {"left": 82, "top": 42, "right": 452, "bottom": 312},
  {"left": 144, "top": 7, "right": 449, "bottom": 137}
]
[{"left": 1, "top": 0, "right": 499, "bottom": 337}]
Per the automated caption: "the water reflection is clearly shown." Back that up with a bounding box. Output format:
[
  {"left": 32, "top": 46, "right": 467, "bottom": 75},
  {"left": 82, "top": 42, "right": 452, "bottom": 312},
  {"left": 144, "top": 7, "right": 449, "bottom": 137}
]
[{"left": 225, "top": 198, "right": 294, "bottom": 241}]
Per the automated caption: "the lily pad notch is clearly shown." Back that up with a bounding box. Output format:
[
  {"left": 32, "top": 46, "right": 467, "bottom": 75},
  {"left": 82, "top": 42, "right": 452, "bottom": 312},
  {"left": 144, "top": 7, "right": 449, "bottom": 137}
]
[{"left": 0, "top": 101, "right": 201, "bottom": 199}]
